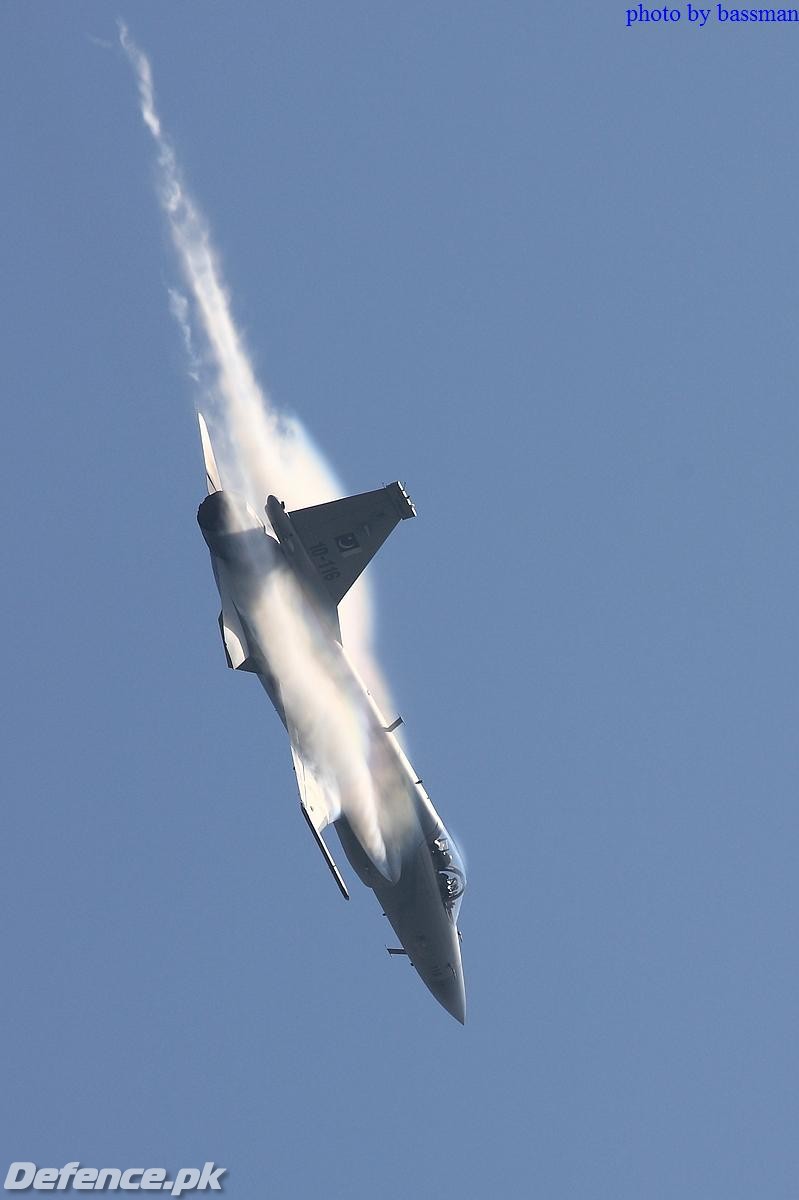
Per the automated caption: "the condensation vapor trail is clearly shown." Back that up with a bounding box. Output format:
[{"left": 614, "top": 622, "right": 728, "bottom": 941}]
[
  {"left": 120, "top": 25, "right": 404, "bottom": 874},
  {"left": 118, "top": 23, "right": 383, "bottom": 693}
]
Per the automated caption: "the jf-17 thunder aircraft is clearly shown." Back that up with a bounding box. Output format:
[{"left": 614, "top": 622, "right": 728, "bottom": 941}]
[{"left": 195, "top": 415, "right": 466, "bottom": 1022}]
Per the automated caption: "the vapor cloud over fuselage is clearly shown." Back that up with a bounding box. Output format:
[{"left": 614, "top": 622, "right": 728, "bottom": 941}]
[{"left": 119, "top": 24, "right": 397, "bottom": 854}]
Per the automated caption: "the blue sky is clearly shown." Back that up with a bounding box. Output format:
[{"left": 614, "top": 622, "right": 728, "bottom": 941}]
[{"left": 2, "top": 5, "right": 797, "bottom": 1197}]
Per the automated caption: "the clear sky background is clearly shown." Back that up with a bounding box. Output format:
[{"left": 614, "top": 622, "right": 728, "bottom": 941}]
[{"left": 2, "top": 4, "right": 796, "bottom": 1197}]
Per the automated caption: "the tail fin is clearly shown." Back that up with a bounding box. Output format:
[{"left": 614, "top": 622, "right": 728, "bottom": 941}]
[
  {"left": 286, "top": 482, "right": 416, "bottom": 607},
  {"left": 198, "top": 412, "right": 222, "bottom": 494}
]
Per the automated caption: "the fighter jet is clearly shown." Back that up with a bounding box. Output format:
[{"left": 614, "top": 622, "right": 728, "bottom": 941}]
[{"left": 195, "top": 415, "right": 466, "bottom": 1022}]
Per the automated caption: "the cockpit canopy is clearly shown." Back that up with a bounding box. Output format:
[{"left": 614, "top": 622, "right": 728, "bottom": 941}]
[{"left": 429, "top": 833, "right": 466, "bottom": 921}]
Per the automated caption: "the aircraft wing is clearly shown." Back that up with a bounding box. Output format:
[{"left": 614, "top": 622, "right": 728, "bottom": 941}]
[
  {"left": 289, "top": 737, "right": 349, "bottom": 900},
  {"left": 287, "top": 482, "right": 415, "bottom": 607}
]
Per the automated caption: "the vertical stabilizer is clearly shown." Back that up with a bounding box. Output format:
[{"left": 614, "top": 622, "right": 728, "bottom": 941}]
[{"left": 198, "top": 412, "right": 222, "bottom": 494}]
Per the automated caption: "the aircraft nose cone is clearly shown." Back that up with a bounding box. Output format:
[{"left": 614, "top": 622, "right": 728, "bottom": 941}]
[{"left": 429, "top": 970, "right": 466, "bottom": 1025}]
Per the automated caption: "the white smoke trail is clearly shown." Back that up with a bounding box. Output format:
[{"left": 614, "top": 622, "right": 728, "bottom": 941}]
[
  {"left": 119, "top": 23, "right": 379, "bottom": 679},
  {"left": 167, "top": 289, "right": 200, "bottom": 381},
  {"left": 120, "top": 25, "right": 407, "bottom": 873}
]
